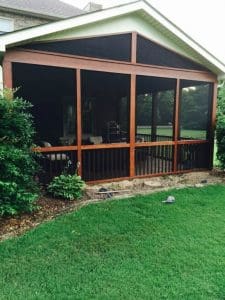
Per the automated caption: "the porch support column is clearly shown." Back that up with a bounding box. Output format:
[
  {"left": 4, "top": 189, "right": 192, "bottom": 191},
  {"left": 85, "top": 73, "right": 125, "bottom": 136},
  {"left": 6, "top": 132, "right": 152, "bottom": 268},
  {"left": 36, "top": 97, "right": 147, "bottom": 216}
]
[
  {"left": 2, "top": 59, "right": 12, "bottom": 88},
  {"left": 129, "top": 32, "right": 137, "bottom": 178},
  {"left": 208, "top": 82, "right": 218, "bottom": 169},
  {"left": 151, "top": 92, "right": 158, "bottom": 142},
  {"left": 173, "top": 79, "right": 180, "bottom": 172},
  {"left": 76, "top": 69, "right": 82, "bottom": 176},
  {"left": 130, "top": 74, "right": 136, "bottom": 177},
  {"left": 131, "top": 32, "right": 137, "bottom": 64}
]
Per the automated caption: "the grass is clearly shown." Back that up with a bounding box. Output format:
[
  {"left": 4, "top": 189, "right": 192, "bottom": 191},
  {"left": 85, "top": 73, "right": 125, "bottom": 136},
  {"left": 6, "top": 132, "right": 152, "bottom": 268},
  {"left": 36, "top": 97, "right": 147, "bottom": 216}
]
[
  {"left": 1, "top": 185, "right": 225, "bottom": 299},
  {"left": 137, "top": 126, "right": 206, "bottom": 139}
]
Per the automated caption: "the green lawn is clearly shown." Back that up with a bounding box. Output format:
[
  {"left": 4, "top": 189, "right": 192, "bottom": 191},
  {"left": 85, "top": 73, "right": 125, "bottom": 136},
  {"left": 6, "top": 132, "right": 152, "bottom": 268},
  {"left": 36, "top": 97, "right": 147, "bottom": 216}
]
[
  {"left": 137, "top": 126, "right": 206, "bottom": 139},
  {"left": 1, "top": 185, "right": 225, "bottom": 299}
]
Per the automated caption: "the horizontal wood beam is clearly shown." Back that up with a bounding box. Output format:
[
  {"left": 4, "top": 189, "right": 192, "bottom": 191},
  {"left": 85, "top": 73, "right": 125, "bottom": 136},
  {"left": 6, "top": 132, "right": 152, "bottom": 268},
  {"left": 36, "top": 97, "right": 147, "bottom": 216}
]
[
  {"left": 33, "top": 146, "right": 78, "bottom": 152},
  {"left": 177, "top": 140, "right": 209, "bottom": 145},
  {"left": 135, "top": 139, "right": 209, "bottom": 147},
  {"left": 81, "top": 143, "right": 130, "bottom": 150},
  {"left": 135, "top": 141, "right": 175, "bottom": 147},
  {"left": 4, "top": 49, "right": 217, "bottom": 82},
  {"left": 33, "top": 139, "right": 209, "bottom": 153}
]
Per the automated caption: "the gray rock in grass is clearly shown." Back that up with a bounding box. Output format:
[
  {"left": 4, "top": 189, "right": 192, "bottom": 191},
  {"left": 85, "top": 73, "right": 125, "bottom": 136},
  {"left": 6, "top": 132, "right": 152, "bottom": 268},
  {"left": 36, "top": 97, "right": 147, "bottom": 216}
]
[{"left": 162, "top": 195, "right": 175, "bottom": 204}]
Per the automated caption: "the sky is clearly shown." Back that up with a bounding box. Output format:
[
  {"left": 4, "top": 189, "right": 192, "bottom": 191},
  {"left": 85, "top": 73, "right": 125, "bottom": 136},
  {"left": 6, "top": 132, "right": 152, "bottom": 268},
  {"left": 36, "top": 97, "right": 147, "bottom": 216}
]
[{"left": 61, "top": 0, "right": 225, "bottom": 64}]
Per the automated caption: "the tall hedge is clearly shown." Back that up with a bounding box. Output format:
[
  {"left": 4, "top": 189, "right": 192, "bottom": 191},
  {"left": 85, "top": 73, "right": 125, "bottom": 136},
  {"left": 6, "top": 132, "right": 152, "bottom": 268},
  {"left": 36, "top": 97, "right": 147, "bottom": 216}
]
[{"left": 0, "top": 88, "right": 39, "bottom": 216}]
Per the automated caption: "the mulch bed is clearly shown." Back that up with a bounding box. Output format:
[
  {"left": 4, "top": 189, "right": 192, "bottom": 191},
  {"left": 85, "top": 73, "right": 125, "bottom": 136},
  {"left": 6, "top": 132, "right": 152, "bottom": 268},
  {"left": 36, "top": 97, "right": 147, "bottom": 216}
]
[
  {"left": 0, "top": 189, "right": 131, "bottom": 242},
  {"left": 0, "top": 195, "right": 90, "bottom": 242},
  {"left": 1, "top": 170, "right": 224, "bottom": 242}
]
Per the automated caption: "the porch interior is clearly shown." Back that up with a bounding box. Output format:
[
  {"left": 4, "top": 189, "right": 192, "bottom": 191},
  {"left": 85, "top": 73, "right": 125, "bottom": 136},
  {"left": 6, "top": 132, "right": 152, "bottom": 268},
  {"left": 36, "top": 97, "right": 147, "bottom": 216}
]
[
  {"left": 13, "top": 62, "right": 211, "bottom": 182},
  {"left": 13, "top": 63, "right": 180, "bottom": 146}
]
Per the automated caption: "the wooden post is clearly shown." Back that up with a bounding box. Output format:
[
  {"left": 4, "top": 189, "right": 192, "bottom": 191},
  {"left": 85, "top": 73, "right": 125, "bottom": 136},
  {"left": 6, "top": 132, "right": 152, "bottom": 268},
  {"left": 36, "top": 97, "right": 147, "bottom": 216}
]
[
  {"left": 151, "top": 92, "right": 158, "bottom": 142},
  {"left": 173, "top": 79, "right": 180, "bottom": 172},
  {"left": 2, "top": 59, "right": 13, "bottom": 88},
  {"left": 129, "top": 32, "right": 137, "bottom": 177},
  {"left": 130, "top": 74, "right": 136, "bottom": 177},
  {"left": 131, "top": 32, "right": 137, "bottom": 64},
  {"left": 76, "top": 69, "right": 82, "bottom": 176}
]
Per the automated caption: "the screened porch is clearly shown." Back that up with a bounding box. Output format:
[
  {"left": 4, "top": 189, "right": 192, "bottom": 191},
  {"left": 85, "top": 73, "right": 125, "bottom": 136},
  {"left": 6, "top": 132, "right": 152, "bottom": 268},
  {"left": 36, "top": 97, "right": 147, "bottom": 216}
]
[{"left": 7, "top": 32, "right": 216, "bottom": 183}]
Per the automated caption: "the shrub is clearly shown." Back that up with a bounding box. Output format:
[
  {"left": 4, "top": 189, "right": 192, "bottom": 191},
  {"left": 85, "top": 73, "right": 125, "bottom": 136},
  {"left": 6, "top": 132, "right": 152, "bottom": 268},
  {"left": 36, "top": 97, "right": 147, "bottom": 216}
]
[
  {"left": 216, "top": 83, "right": 225, "bottom": 168},
  {"left": 0, "top": 88, "right": 39, "bottom": 216},
  {"left": 47, "top": 174, "right": 85, "bottom": 200},
  {"left": 216, "top": 119, "right": 225, "bottom": 168},
  {"left": 0, "top": 181, "right": 38, "bottom": 216}
]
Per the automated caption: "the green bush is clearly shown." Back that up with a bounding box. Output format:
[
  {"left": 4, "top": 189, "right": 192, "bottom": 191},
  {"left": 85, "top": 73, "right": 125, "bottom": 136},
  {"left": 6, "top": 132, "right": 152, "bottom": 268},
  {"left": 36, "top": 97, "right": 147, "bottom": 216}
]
[
  {"left": 217, "top": 120, "right": 225, "bottom": 168},
  {"left": 216, "top": 83, "right": 225, "bottom": 168},
  {"left": 0, "top": 88, "right": 39, "bottom": 216},
  {"left": 0, "top": 181, "right": 38, "bottom": 216},
  {"left": 47, "top": 174, "right": 85, "bottom": 200}
]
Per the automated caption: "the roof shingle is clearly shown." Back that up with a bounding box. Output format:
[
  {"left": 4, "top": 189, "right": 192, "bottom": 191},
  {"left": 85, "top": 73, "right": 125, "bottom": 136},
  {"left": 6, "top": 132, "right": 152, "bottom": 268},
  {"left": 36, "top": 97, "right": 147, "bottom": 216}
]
[{"left": 0, "top": 0, "right": 84, "bottom": 19}]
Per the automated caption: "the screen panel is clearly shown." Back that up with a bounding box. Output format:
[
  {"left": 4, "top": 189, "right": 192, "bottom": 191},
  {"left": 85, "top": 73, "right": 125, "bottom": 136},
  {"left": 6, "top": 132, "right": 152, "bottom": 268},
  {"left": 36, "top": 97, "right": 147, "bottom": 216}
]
[
  {"left": 23, "top": 34, "right": 132, "bottom": 62},
  {"left": 81, "top": 70, "right": 130, "bottom": 145},
  {"left": 137, "top": 35, "right": 209, "bottom": 71},
  {"left": 179, "top": 80, "right": 212, "bottom": 140},
  {"left": 136, "top": 75, "right": 176, "bottom": 142},
  {"left": 13, "top": 63, "right": 77, "bottom": 147}
]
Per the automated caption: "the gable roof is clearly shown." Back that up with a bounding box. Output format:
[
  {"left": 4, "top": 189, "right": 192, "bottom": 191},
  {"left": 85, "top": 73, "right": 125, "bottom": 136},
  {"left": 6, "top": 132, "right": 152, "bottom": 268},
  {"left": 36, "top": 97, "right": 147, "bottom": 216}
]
[
  {"left": 0, "top": 0, "right": 84, "bottom": 20},
  {"left": 0, "top": 0, "right": 224, "bottom": 78}
]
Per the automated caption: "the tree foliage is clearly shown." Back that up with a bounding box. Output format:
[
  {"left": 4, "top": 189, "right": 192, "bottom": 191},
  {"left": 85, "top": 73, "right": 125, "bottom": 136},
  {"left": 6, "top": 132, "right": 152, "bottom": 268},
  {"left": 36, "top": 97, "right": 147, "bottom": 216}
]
[
  {"left": 0, "top": 89, "right": 39, "bottom": 216},
  {"left": 136, "top": 91, "right": 174, "bottom": 126},
  {"left": 216, "top": 82, "right": 225, "bottom": 168},
  {"left": 180, "top": 85, "right": 209, "bottom": 130}
]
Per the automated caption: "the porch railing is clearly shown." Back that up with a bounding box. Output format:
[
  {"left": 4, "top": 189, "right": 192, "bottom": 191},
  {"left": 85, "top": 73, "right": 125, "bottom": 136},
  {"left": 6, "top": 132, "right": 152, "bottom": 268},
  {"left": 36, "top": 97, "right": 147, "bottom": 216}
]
[
  {"left": 37, "top": 149, "right": 77, "bottom": 185},
  {"left": 35, "top": 140, "right": 211, "bottom": 184}
]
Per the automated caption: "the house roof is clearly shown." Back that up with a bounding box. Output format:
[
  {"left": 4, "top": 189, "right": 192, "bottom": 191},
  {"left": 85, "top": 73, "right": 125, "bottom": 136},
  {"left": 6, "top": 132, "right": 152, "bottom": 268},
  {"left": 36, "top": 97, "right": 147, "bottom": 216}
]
[
  {"left": 0, "top": 0, "right": 84, "bottom": 20},
  {"left": 0, "top": 0, "right": 225, "bottom": 79}
]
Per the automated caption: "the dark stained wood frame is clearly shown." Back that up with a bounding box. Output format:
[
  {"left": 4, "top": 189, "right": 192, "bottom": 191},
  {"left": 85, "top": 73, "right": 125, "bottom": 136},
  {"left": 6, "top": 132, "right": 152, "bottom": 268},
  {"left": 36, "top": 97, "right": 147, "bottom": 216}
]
[
  {"left": 151, "top": 92, "right": 158, "bottom": 142},
  {"left": 173, "top": 79, "right": 180, "bottom": 172},
  {"left": 76, "top": 69, "right": 82, "bottom": 176},
  {"left": 2, "top": 60, "right": 12, "bottom": 88},
  {"left": 2, "top": 32, "right": 218, "bottom": 183},
  {"left": 130, "top": 74, "right": 136, "bottom": 177},
  {"left": 4, "top": 49, "right": 217, "bottom": 82},
  {"left": 34, "top": 146, "right": 78, "bottom": 153}
]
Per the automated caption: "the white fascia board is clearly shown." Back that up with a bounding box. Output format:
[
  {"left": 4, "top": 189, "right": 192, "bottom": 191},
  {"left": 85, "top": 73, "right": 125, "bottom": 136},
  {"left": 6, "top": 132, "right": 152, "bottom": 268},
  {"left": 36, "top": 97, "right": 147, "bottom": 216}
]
[{"left": 0, "top": 1, "right": 143, "bottom": 47}]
